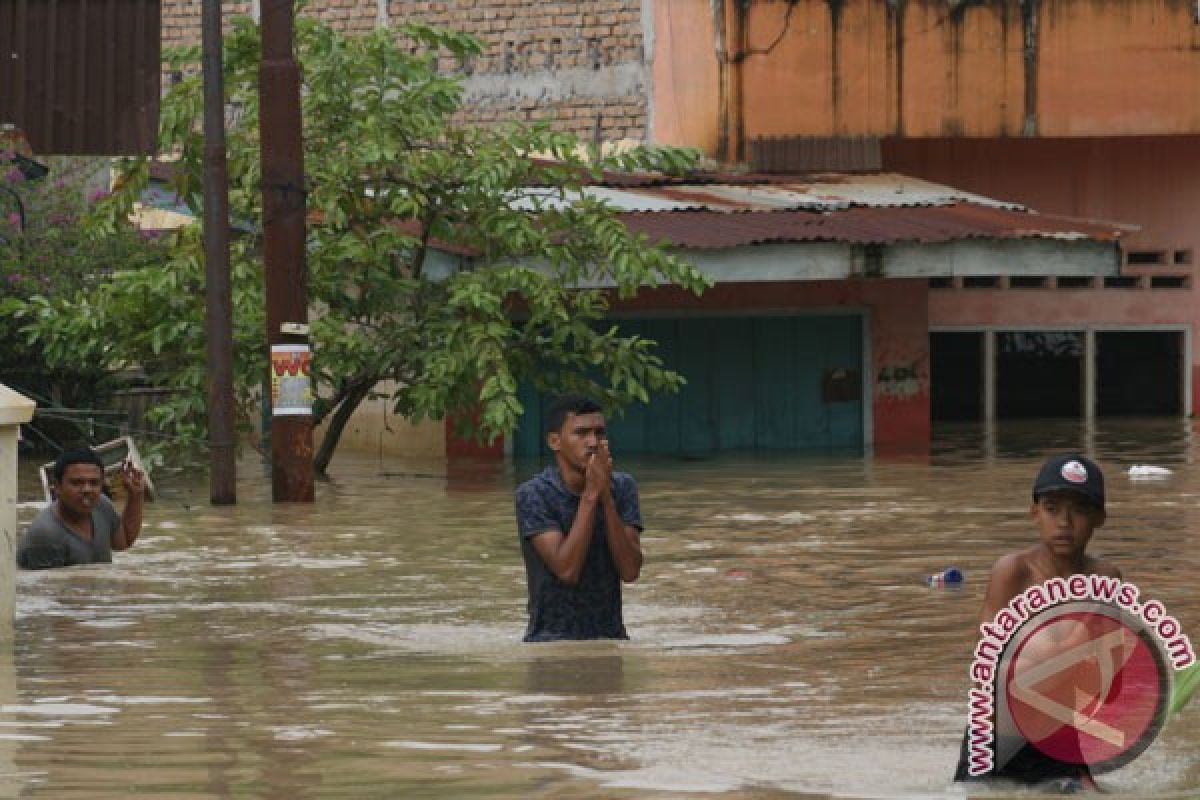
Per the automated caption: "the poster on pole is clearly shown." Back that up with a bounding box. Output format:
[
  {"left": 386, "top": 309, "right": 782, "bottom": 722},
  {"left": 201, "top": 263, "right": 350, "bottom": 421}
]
[{"left": 270, "top": 344, "right": 313, "bottom": 416}]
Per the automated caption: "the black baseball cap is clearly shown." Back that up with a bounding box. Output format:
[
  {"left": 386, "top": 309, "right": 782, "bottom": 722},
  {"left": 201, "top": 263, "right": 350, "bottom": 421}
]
[{"left": 1032, "top": 454, "right": 1105, "bottom": 511}]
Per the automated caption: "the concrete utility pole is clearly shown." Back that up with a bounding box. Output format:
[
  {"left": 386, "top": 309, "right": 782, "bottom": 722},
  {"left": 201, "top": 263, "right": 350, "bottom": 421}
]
[
  {"left": 259, "top": 0, "right": 314, "bottom": 502},
  {"left": 202, "top": 0, "right": 237, "bottom": 505}
]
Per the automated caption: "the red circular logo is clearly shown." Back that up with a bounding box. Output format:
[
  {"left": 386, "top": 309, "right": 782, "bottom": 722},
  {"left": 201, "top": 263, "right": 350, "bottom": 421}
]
[
  {"left": 1004, "top": 610, "right": 1168, "bottom": 772},
  {"left": 1061, "top": 461, "right": 1089, "bottom": 484}
]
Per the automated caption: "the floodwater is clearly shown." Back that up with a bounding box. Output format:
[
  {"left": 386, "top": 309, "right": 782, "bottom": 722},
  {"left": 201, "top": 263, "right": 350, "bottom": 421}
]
[{"left": 3, "top": 419, "right": 1199, "bottom": 798}]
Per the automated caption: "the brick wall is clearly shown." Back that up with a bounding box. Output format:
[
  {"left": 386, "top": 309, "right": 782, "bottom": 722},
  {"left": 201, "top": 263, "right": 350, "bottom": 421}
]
[
  {"left": 159, "top": 0, "right": 648, "bottom": 142},
  {"left": 162, "top": 2, "right": 253, "bottom": 52}
]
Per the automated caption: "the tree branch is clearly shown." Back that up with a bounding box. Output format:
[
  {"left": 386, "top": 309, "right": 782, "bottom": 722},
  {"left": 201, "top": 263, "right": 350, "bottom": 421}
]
[{"left": 313, "top": 375, "right": 376, "bottom": 476}]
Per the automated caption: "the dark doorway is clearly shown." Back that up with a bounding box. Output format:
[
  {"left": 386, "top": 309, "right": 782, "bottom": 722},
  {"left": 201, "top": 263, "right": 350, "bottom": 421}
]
[
  {"left": 931, "top": 332, "right": 984, "bottom": 421},
  {"left": 1097, "top": 331, "right": 1182, "bottom": 415},
  {"left": 996, "top": 332, "right": 1083, "bottom": 418}
]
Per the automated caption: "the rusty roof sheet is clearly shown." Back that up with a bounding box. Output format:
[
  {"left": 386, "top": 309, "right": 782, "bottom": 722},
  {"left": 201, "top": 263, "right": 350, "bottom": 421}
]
[
  {"left": 0, "top": 0, "right": 160, "bottom": 155},
  {"left": 573, "top": 173, "right": 1131, "bottom": 249},
  {"left": 588, "top": 173, "right": 1024, "bottom": 212},
  {"left": 617, "top": 204, "right": 1128, "bottom": 249}
]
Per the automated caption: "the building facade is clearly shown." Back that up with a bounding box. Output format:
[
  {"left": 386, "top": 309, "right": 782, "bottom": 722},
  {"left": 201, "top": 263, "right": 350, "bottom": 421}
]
[
  {"left": 153, "top": 0, "right": 1197, "bottom": 457},
  {"left": 652, "top": 0, "right": 1200, "bottom": 431}
]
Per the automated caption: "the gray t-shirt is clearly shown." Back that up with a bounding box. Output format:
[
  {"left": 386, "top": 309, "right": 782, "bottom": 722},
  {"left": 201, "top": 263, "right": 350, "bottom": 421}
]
[{"left": 17, "top": 495, "right": 121, "bottom": 569}]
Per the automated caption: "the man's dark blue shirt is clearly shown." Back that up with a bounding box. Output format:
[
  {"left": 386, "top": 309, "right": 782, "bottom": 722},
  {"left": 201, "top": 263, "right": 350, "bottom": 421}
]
[{"left": 514, "top": 466, "right": 643, "bottom": 642}]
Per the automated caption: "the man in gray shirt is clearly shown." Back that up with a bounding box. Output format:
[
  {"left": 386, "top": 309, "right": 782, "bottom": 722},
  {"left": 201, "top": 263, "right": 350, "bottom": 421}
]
[{"left": 17, "top": 448, "right": 146, "bottom": 569}]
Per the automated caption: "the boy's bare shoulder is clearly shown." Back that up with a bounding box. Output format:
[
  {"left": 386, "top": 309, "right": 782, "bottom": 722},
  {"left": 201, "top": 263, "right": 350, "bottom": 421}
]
[
  {"left": 979, "top": 550, "right": 1040, "bottom": 623},
  {"left": 985, "top": 549, "right": 1038, "bottom": 598},
  {"left": 989, "top": 548, "right": 1037, "bottom": 581}
]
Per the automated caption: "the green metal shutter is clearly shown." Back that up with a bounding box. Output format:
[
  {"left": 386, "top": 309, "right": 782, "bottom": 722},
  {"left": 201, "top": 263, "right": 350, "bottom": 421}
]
[{"left": 513, "top": 314, "right": 863, "bottom": 457}]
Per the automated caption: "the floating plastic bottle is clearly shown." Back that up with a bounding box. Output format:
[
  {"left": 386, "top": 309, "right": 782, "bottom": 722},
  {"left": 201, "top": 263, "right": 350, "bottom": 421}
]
[
  {"left": 1128, "top": 465, "right": 1173, "bottom": 480},
  {"left": 927, "top": 567, "right": 964, "bottom": 586}
]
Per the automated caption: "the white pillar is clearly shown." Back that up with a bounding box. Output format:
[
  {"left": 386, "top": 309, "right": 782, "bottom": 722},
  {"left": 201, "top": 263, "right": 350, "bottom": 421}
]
[
  {"left": 1, "top": 384, "right": 36, "bottom": 641},
  {"left": 983, "top": 330, "right": 997, "bottom": 423}
]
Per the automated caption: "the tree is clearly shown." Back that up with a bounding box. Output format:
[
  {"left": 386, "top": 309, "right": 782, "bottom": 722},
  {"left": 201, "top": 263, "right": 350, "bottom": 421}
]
[
  {"left": 1, "top": 154, "right": 166, "bottom": 432},
  {"left": 13, "top": 16, "right": 712, "bottom": 475}
]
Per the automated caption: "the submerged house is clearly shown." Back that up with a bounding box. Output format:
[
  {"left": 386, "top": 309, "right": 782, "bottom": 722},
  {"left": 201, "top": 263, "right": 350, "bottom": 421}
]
[
  {"left": 652, "top": 0, "right": 1200, "bottom": 428},
  {"left": 146, "top": 0, "right": 1194, "bottom": 458},
  {"left": 439, "top": 170, "right": 1127, "bottom": 457}
]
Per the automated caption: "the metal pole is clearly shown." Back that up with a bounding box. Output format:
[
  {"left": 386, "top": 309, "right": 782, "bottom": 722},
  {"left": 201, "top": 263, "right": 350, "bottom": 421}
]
[
  {"left": 259, "top": 0, "right": 314, "bottom": 502},
  {"left": 202, "top": 0, "right": 237, "bottom": 505}
]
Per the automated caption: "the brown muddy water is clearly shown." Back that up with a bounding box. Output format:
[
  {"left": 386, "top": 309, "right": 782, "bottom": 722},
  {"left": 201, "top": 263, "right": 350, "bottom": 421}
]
[{"left": 3, "top": 419, "right": 1199, "bottom": 798}]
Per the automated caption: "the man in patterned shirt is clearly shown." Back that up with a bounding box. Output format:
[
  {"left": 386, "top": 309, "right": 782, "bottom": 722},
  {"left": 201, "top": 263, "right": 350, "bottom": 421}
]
[{"left": 514, "top": 394, "right": 644, "bottom": 641}]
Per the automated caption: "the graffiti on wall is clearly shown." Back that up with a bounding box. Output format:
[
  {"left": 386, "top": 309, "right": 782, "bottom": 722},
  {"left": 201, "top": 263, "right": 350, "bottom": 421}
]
[{"left": 877, "top": 361, "right": 922, "bottom": 399}]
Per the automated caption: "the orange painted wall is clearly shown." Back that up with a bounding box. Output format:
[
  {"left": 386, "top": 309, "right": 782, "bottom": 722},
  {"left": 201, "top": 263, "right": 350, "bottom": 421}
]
[
  {"left": 652, "top": 0, "right": 1200, "bottom": 151},
  {"left": 652, "top": 0, "right": 720, "bottom": 155},
  {"left": 884, "top": 134, "right": 1200, "bottom": 408}
]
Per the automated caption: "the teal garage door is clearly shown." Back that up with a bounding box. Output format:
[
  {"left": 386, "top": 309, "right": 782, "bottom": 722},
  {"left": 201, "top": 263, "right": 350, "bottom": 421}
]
[{"left": 513, "top": 314, "right": 864, "bottom": 457}]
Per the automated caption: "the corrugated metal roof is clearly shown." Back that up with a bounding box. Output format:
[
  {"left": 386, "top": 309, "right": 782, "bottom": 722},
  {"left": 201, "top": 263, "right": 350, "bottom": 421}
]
[
  {"left": 617, "top": 204, "right": 1127, "bottom": 249},
  {"left": 599, "top": 173, "right": 1025, "bottom": 213},
  {"left": 520, "top": 173, "right": 1025, "bottom": 214},
  {"left": 0, "top": 0, "right": 160, "bottom": 155},
  {"left": 575, "top": 173, "right": 1130, "bottom": 249}
]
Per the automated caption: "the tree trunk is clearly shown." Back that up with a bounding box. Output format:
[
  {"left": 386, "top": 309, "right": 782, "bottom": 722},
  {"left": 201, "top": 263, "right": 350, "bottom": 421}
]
[{"left": 313, "top": 379, "right": 373, "bottom": 476}]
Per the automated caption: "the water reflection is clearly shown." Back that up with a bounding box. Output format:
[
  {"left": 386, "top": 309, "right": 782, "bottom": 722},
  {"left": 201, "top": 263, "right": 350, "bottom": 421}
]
[
  {"left": 1, "top": 418, "right": 1198, "bottom": 797},
  {"left": 0, "top": 650, "right": 18, "bottom": 800},
  {"left": 525, "top": 653, "right": 625, "bottom": 696}
]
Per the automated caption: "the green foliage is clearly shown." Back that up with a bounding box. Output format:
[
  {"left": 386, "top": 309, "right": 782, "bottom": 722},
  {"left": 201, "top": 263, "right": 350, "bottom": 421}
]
[
  {"left": 0, "top": 156, "right": 166, "bottom": 418},
  {"left": 1172, "top": 662, "right": 1200, "bottom": 715},
  {"left": 12, "top": 16, "right": 711, "bottom": 471}
]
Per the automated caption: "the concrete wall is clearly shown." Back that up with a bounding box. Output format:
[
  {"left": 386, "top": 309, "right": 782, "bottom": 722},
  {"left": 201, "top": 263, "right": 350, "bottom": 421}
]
[
  {"left": 884, "top": 135, "right": 1200, "bottom": 409},
  {"left": 1, "top": 385, "right": 36, "bottom": 640},
  {"left": 161, "top": 0, "right": 651, "bottom": 142},
  {"left": 314, "top": 382, "right": 446, "bottom": 461},
  {"left": 652, "top": 0, "right": 1200, "bottom": 155}
]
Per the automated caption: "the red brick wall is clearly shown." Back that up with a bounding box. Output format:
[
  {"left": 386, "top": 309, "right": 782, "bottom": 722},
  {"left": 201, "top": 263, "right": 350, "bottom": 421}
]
[{"left": 159, "top": 0, "right": 648, "bottom": 141}]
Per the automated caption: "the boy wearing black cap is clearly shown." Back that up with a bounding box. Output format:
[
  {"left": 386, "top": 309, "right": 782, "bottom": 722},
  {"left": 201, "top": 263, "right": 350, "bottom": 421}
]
[
  {"left": 979, "top": 454, "right": 1120, "bottom": 626},
  {"left": 953, "top": 454, "right": 1121, "bottom": 788}
]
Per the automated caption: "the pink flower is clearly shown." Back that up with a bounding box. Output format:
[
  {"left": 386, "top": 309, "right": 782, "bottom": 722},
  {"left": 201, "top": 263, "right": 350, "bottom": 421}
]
[
  {"left": 6, "top": 212, "right": 19, "bottom": 227},
  {"left": 4, "top": 167, "right": 23, "bottom": 184},
  {"left": 88, "top": 187, "right": 110, "bottom": 203}
]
